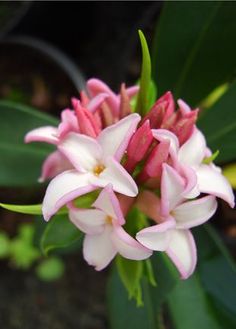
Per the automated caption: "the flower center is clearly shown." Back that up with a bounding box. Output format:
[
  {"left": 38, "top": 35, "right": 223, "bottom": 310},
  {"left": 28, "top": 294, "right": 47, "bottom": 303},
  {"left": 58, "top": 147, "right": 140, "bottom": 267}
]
[
  {"left": 93, "top": 164, "right": 105, "bottom": 176},
  {"left": 105, "top": 215, "right": 113, "bottom": 225}
]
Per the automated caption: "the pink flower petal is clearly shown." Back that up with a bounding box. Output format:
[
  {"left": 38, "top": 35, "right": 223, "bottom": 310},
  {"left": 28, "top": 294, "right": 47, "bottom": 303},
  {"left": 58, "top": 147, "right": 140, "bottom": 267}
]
[
  {"left": 94, "top": 157, "right": 138, "bottom": 197},
  {"left": 39, "top": 150, "right": 73, "bottom": 182},
  {"left": 86, "top": 78, "right": 119, "bottom": 115},
  {"left": 166, "top": 229, "right": 197, "bottom": 279},
  {"left": 161, "top": 164, "right": 185, "bottom": 215},
  {"left": 177, "top": 99, "right": 191, "bottom": 114},
  {"left": 125, "top": 85, "right": 139, "bottom": 98},
  {"left": 83, "top": 226, "right": 117, "bottom": 271},
  {"left": 178, "top": 128, "right": 206, "bottom": 167},
  {"left": 59, "top": 133, "right": 102, "bottom": 172},
  {"left": 42, "top": 170, "right": 96, "bottom": 221},
  {"left": 25, "top": 126, "right": 59, "bottom": 144},
  {"left": 58, "top": 109, "right": 78, "bottom": 139},
  {"left": 93, "top": 185, "right": 125, "bottom": 225},
  {"left": 136, "top": 217, "right": 176, "bottom": 251},
  {"left": 87, "top": 93, "right": 109, "bottom": 113},
  {"left": 173, "top": 195, "right": 218, "bottom": 229},
  {"left": 112, "top": 225, "right": 152, "bottom": 260},
  {"left": 69, "top": 207, "right": 106, "bottom": 234},
  {"left": 197, "top": 164, "right": 235, "bottom": 208},
  {"left": 152, "top": 129, "right": 179, "bottom": 154},
  {"left": 97, "top": 113, "right": 141, "bottom": 161}
]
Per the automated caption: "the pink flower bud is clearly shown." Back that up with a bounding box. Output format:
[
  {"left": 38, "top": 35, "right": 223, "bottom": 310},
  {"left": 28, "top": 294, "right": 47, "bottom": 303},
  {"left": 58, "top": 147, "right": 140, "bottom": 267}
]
[
  {"left": 125, "top": 121, "right": 153, "bottom": 173},
  {"left": 138, "top": 139, "right": 170, "bottom": 182},
  {"left": 171, "top": 109, "right": 198, "bottom": 145},
  {"left": 142, "top": 91, "right": 175, "bottom": 129}
]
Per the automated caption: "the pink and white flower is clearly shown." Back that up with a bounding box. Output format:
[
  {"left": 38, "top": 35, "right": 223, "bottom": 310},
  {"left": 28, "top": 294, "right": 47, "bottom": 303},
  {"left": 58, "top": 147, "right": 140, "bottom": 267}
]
[
  {"left": 136, "top": 164, "right": 218, "bottom": 279},
  {"left": 42, "top": 113, "right": 141, "bottom": 221},
  {"left": 69, "top": 185, "right": 152, "bottom": 270}
]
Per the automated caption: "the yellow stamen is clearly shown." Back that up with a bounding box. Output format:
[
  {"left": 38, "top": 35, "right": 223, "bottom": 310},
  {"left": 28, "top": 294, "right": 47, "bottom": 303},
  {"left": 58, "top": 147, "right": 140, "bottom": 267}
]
[
  {"left": 93, "top": 164, "right": 105, "bottom": 176},
  {"left": 106, "top": 215, "right": 113, "bottom": 225}
]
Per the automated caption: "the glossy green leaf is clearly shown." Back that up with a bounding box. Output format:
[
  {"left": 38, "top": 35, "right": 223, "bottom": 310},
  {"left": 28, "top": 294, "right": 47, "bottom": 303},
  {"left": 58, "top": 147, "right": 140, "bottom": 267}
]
[
  {"left": 168, "top": 274, "right": 222, "bottom": 329},
  {"left": 0, "top": 202, "right": 68, "bottom": 216},
  {"left": 194, "top": 224, "right": 236, "bottom": 324},
  {"left": 152, "top": 2, "right": 236, "bottom": 105},
  {"left": 0, "top": 100, "right": 57, "bottom": 186},
  {"left": 40, "top": 214, "right": 82, "bottom": 255},
  {"left": 198, "top": 80, "right": 236, "bottom": 163},
  {"left": 135, "top": 30, "right": 152, "bottom": 116}
]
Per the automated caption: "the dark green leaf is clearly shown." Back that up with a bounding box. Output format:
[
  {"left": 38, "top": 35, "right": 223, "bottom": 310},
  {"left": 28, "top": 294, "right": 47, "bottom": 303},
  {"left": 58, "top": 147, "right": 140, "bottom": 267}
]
[
  {"left": 0, "top": 100, "right": 58, "bottom": 186},
  {"left": 152, "top": 2, "right": 236, "bottom": 105},
  {"left": 40, "top": 214, "right": 82, "bottom": 255},
  {"left": 168, "top": 274, "right": 222, "bottom": 329},
  {"left": 136, "top": 30, "right": 152, "bottom": 116},
  {"left": 194, "top": 224, "right": 236, "bottom": 323},
  {"left": 198, "top": 81, "right": 236, "bottom": 163}
]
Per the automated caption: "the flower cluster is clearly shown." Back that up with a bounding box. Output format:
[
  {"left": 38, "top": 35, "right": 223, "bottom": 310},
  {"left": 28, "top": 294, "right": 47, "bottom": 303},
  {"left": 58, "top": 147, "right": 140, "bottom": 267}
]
[{"left": 25, "top": 78, "right": 234, "bottom": 279}]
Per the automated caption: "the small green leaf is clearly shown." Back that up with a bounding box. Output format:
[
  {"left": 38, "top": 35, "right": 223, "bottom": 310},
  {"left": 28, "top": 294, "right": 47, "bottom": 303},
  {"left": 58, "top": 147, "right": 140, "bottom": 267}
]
[
  {"left": 144, "top": 259, "right": 157, "bottom": 287},
  {"left": 116, "top": 256, "right": 144, "bottom": 306},
  {"left": 36, "top": 257, "right": 65, "bottom": 281},
  {"left": 202, "top": 150, "right": 219, "bottom": 164},
  {"left": 0, "top": 232, "right": 10, "bottom": 258},
  {"left": 0, "top": 203, "right": 68, "bottom": 216},
  {"left": 135, "top": 30, "right": 152, "bottom": 116},
  {"left": 40, "top": 214, "right": 82, "bottom": 255}
]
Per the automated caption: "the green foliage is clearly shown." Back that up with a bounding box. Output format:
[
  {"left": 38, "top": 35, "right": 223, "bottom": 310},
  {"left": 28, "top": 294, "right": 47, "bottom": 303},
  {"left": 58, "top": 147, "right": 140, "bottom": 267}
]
[
  {"left": 198, "top": 80, "right": 236, "bottom": 163},
  {"left": 36, "top": 257, "right": 65, "bottom": 281},
  {"left": 10, "top": 224, "right": 40, "bottom": 269},
  {"left": 40, "top": 214, "right": 82, "bottom": 256},
  {"left": 116, "top": 256, "right": 144, "bottom": 306},
  {"left": 152, "top": 2, "right": 236, "bottom": 106},
  {"left": 0, "top": 100, "right": 57, "bottom": 186},
  {"left": 135, "top": 30, "right": 152, "bottom": 116},
  {"left": 0, "top": 232, "right": 10, "bottom": 258}
]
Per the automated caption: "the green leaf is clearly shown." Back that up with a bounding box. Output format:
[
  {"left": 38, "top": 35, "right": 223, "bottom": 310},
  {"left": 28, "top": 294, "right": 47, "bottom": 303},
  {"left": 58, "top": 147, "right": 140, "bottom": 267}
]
[
  {"left": 36, "top": 257, "right": 65, "bottom": 281},
  {"left": 0, "top": 232, "right": 10, "bottom": 258},
  {"left": 135, "top": 30, "right": 152, "bottom": 116},
  {"left": 0, "top": 202, "right": 68, "bottom": 216},
  {"left": 198, "top": 80, "right": 236, "bottom": 163},
  {"left": 194, "top": 225, "right": 236, "bottom": 323},
  {"left": 168, "top": 274, "right": 222, "bottom": 329},
  {"left": 152, "top": 2, "right": 236, "bottom": 105},
  {"left": 40, "top": 214, "right": 82, "bottom": 255},
  {"left": 202, "top": 150, "right": 219, "bottom": 164},
  {"left": 116, "top": 256, "right": 144, "bottom": 306},
  {"left": 0, "top": 100, "right": 58, "bottom": 186},
  {"left": 108, "top": 253, "right": 179, "bottom": 329}
]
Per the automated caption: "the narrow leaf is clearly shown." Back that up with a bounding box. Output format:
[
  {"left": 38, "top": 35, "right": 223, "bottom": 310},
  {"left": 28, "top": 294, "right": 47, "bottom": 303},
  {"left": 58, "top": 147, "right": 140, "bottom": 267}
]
[{"left": 135, "top": 30, "right": 152, "bottom": 116}]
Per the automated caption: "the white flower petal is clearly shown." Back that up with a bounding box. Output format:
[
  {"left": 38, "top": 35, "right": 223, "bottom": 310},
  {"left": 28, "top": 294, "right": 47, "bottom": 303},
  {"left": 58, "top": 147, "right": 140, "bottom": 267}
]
[
  {"left": 112, "top": 226, "right": 152, "bottom": 260},
  {"left": 59, "top": 132, "right": 102, "bottom": 172},
  {"left": 42, "top": 170, "right": 95, "bottom": 221},
  {"left": 83, "top": 226, "right": 117, "bottom": 271},
  {"left": 178, "top": 128, "right": 206, "bottom": 167},
  {"left": 136, "top": 218, "right": 176, "bottom": 251},
  {"left": 97, "top": 113, "right": 141, "bottom": 161},
  {"left": 166, "top": 229, "right": 197, "bottom": 279},
  {"left": 161, "top": 164, "right": 185, "bottom": 215},
  {"left": 197, "top": 164, "right": 235, "bottom": 208},
  {"left": 94, "top": 157, "right": 138, "bottom": 197},
  {"left": 69, "top": 207, "right": 106, "bottom": 234},
  {"left": 93, "top": 185, "right": 125, "bottom": 225},
  {"left": 174, "top": 196, "right": 218, "bottom": 229}
]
